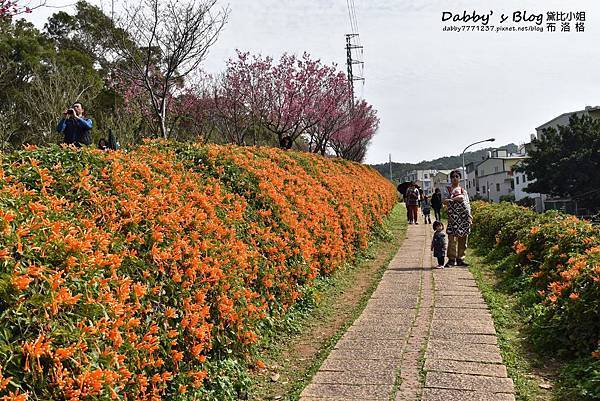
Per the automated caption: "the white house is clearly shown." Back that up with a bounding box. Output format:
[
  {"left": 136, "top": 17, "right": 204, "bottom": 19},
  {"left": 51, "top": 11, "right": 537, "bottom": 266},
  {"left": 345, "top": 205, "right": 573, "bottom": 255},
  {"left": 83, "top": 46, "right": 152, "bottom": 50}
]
[
  {"left": 465, "top": 162, "right": 479, "bottom": 199},
  {"left": 402, "top": 169, "right": 438, "bottom": 195},
  {"left": 432, "top": 170, "right": 452, "bottom": 195},
  {"left": 475, "top": 149, "right": 527, "bottom": 203}
]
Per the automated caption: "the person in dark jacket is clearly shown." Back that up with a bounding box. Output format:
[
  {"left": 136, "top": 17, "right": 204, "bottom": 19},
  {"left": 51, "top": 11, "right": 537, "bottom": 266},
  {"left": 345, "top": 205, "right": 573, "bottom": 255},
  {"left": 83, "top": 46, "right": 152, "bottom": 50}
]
[
  {"left": 57, "top": 102, "right": 93, "bottom": 147},
  {"left": 431, "top": 188, "right": 443, "bottom": 221},
  {"left": 421, "top": 195, "right": 432, "bottom": 224},
  {"left": 405, "top": 183, "right": 420, "bottom": 224},
  {"left": 431, "top": 220, "right": 447, "bottom": 268}
]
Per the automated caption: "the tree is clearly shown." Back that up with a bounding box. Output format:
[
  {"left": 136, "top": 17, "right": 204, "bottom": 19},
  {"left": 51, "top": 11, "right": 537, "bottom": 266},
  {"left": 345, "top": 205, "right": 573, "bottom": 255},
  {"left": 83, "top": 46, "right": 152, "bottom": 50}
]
[
  {"left": 208, "top": 72, "right": 256, "bottom": 145},
  {"left": 111, "top": 0, "right": 228, "bottom": 139},
  {"left": 0, "top": 18, "right": 57, "bottom": 147},
  {"left": 220, "top": 51, "right": 354, "bottom": 150},
  {"left": 520, "top": 114, "right": 600, "bottom": 209},
  {"left": 44, "top": 1, "right": 123, "bottom": 71},
  {"left": 1, "top": 0, "right": 45, "bottom": 18},
  {"left": 19, "top": 63, "right": 103, "bottom": 145},
  {"left": 330, "top": 100, "right": 379, "bottom": 162},
  {"left": 305, "top": 72, "right": 352, "bottom": 155}
]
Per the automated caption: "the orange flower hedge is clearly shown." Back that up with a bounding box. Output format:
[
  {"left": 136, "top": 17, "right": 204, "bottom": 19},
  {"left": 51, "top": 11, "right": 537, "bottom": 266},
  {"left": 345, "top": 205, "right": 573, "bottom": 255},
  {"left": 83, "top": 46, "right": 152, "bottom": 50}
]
[
  {"left": 470, "top": 201, "right": 600, "bottom": 399},
  {"left": 0, "top": 142, "right": 396, "bottom": 400}
]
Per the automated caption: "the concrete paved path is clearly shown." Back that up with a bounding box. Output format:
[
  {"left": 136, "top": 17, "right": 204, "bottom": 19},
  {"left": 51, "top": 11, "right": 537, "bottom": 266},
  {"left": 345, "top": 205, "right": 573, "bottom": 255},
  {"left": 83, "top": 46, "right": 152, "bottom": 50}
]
[{"left": 299, "top": 223, "right": 515, "bottom": 401}]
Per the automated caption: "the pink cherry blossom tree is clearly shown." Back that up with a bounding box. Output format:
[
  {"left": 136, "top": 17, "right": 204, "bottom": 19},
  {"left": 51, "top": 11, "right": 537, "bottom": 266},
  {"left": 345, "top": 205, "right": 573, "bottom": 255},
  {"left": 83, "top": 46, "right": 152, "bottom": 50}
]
[
  {"left": 0, "top": 0, "right": 43, "bottom": 17},
  {"left": 330, "top": 100, "right": 379, "bottom": 162},
  {"left": 205, "top": 50, "right": 380, "bottom": 159},
  {"left": 304, "top": 72, "right": 353, "bottom": 155},
  {"left": 220, "top": 51, "right": 353, "bottom": 150}
]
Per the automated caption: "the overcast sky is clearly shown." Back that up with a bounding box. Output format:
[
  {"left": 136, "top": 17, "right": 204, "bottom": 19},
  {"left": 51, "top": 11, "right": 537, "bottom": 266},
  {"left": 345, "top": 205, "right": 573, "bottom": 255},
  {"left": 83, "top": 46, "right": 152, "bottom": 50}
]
[{"left": 23, "top": 0, "right": 600, "bottom": 164}]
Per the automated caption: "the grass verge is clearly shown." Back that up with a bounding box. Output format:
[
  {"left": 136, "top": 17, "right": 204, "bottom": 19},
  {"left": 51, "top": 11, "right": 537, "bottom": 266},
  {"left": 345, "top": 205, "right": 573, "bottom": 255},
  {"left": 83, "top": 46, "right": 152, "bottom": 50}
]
[
  {"left": 248, "top": 202, "right": 408, "bottom": 401},
  {"left": 467, "top": 249, "right": 558, "bottom": 401}
]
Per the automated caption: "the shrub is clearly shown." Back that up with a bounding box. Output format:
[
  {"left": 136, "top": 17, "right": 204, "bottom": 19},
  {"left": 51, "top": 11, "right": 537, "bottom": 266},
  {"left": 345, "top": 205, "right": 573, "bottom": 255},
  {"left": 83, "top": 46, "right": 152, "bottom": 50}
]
[
  {"left": 470, "top": 201, "right": 600, "bottom": 398},
  {"left": 0, "top": 142, "right": 397, "bottom": 400}
]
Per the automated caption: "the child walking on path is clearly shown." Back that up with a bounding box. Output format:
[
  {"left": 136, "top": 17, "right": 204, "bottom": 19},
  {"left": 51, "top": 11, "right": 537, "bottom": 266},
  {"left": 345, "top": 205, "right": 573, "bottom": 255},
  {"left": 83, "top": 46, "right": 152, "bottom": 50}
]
[
  {"left": 431, "top": 221, "right": 447, "bottom": 269},
  {"left": 421, "top": 195, "right": 432, "bottom": 224}
]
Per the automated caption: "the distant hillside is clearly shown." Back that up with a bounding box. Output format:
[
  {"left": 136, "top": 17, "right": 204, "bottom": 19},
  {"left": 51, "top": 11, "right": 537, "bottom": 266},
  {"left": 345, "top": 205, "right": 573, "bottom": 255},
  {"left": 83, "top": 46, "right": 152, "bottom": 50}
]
[{"left": 371, "top": 143, "right": 519, "bottom": 183}]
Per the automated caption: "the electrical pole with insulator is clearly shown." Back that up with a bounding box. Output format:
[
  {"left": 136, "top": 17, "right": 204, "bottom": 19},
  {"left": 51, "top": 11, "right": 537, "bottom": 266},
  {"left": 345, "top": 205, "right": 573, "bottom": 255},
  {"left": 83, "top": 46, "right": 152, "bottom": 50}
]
[{"left": 345, "top": 33, "right": 364, "bottom": 109}]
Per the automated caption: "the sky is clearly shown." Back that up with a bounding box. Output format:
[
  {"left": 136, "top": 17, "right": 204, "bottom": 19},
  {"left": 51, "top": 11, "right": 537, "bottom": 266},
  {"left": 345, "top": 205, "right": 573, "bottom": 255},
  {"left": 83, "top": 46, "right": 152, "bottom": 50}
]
[{"left": 22, "top": 0, "right": 600, "bottom": 164}]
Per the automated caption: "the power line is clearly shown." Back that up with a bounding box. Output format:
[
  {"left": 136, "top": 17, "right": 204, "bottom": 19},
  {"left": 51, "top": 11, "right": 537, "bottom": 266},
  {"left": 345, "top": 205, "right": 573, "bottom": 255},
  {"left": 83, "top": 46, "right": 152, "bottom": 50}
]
[{"left": 346, "top": 0, "right": 356, "bottom": 33}]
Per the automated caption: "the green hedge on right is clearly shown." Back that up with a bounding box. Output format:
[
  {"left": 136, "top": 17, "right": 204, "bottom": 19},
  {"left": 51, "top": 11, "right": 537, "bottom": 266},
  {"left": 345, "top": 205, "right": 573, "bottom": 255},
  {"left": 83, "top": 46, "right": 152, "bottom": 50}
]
[{"left": 470, "top": 201, "right": 600, "bottom": 400}]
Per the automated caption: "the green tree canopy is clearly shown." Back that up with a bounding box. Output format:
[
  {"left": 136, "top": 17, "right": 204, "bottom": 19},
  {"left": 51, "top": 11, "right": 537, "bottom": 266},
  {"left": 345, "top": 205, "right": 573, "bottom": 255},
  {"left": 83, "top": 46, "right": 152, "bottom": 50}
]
[{"left": 520, "top": 114, "right": 600, "bottom": 209}]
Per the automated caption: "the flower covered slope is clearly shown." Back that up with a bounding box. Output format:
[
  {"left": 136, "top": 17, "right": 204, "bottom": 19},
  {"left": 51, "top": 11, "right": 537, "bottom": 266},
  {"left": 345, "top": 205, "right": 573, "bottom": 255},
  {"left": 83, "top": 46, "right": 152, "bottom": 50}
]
[{"left": 0, "top": 142, "right": 397, "bottom": 400}]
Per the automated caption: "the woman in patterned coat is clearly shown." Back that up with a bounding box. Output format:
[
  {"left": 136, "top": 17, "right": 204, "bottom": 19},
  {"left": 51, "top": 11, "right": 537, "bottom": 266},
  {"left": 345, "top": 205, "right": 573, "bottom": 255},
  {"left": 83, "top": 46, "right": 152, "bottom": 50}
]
[{"left": 443, "top": 169, "right": 472, "bottom": 267}]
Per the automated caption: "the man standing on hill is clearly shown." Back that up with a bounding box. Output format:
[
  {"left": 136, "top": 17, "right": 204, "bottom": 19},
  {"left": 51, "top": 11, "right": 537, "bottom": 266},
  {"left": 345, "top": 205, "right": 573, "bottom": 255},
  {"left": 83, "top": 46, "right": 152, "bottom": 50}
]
[{"left": 57, "top": 102, "right": 93, "bottom": 147}]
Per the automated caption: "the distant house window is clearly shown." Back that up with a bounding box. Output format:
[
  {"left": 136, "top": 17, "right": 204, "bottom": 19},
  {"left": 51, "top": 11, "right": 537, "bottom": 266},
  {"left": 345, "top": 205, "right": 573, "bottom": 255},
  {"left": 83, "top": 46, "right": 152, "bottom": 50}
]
[
  {"left": 516, "top": 176, "right": 519, "bottom": 185},
  {"left": 496, "top": 183, "right": 500, "bottom": 192},
  {"left": 424, "top": 174, "right": 428, "bottom": 179},
  {"left": 482, "top": 186, "right": 486, "bottom": 193}
]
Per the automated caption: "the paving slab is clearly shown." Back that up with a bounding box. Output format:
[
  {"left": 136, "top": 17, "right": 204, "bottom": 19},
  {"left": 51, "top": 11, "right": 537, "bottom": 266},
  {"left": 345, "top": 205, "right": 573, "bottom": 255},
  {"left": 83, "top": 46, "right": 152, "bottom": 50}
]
[
  {"left": 301, "top": 383, "right": 392, "bottom": 399},
  {"left": 325, "top": 346, "right": 403, "bottom": 361},
  {"left": 430, "top": 320, "right": 497, "bottom": 335},
  {"left": 427, "top": 340, "right": 500, "bottom": 354},
  {"left": 338, "top": 328, "right": 409, "bottom": 340},
  {"left": 435, "top": 282, "right": 479, "bottom": 288},
  {"left": 425, "top": 372, "right": 514, "bottom": 393},
  {"left": 426, "top": 348, "right": 504, "bottom": 364},
  {"left": 352, "top": 316, "right": 414, "bottom": 326},
  {"left": 429, "top": 332, "right": 498, "bottom": 344},
  {"left": 319, "top": 358, "right": 399, "bottom": 372},
  {"left": 310, "top": 370, "right": 396, "bottom": 385},
  {"left": 334, "top": 338, "right": 406, "bottom": 350},
  {"left": 424, "top": 359, "right": 508, "bottom": 377},
  {"left": 434, "top": 302, "right": 489, "bottom": 310},
  {"left": 435, "top": 291, "right": 485, "bottom": 298},
  {"left": 301, "top": 397, "right": 388, "bottom": 401},
  {"left": 422, "top": 388, "right": 516, "bottom": 401},
  {"left": 433, "top": 309, "right": 492, "bottom": 320},
  {"left": 361, "top": 305, "right": 417, "bottom": 315}
]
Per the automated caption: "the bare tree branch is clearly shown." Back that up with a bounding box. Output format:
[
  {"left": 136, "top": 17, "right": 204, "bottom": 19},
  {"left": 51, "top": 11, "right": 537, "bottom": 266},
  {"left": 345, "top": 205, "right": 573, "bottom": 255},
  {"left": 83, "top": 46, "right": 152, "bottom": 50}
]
[{"left": 110, "top": 0, "right": 228, "bottom": 139}]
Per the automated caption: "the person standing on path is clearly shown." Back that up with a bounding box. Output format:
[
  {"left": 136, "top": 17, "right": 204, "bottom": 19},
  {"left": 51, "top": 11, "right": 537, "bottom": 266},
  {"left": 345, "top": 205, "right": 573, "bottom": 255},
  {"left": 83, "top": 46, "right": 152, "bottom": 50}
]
[
  {"left": 431, "top": 220, "right": 447, "bottom": 268},
  {"left": 405, "top": 183, "right": 420, "bottom": 224},
  {"left": 421, "top": 195, "right": 432, "bottom": 224},
  {"left": 431, "top": 188, "right": 443, "bottom": 222},
  {"left": 443, "top": 170, "right": 472, "bottom": 267}
]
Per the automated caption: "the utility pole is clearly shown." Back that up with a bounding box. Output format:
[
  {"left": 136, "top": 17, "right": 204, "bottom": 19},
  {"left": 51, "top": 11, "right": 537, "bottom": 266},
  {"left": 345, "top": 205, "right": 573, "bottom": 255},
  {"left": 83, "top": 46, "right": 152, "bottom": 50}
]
[{"left": 345, "top": 33, "right": 364, "bottom": 107}]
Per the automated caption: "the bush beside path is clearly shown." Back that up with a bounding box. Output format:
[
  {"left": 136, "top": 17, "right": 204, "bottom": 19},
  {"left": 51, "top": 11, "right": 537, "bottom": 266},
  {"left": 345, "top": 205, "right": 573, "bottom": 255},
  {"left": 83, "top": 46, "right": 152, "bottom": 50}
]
[
  {"left": 0, "top": 142, "right": 396, "bottom": 400},
  {"left": 470, "top": 201, "right": 600, "bottom": 400}
]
